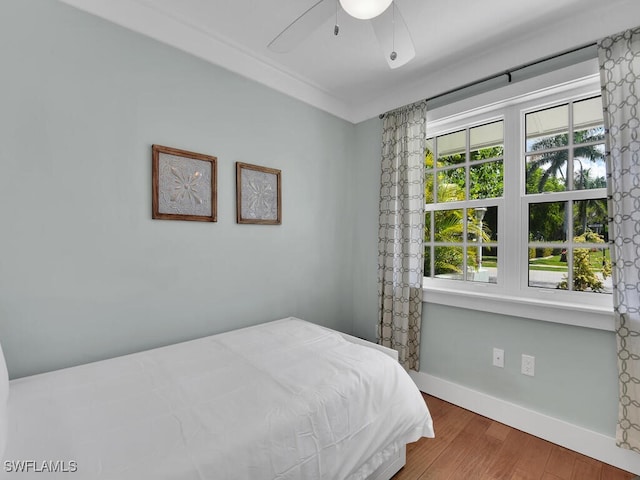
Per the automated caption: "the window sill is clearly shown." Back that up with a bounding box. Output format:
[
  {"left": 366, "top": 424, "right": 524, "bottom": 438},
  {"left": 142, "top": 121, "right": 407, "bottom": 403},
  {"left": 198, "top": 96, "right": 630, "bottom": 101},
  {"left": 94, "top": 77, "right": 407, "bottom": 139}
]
[{"left": 422, "top": 286, "right": 615, "bottom": 331}]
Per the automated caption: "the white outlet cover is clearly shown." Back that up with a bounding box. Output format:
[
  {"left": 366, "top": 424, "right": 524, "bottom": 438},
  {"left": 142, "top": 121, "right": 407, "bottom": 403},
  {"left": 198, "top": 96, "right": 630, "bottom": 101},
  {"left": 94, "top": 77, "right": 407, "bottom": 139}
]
[
  {"left": 522, "top": 354, "right": 535, "bottom": 376},
  {"left": 493, "top": 348, "right": 504, "bottom": 368}
]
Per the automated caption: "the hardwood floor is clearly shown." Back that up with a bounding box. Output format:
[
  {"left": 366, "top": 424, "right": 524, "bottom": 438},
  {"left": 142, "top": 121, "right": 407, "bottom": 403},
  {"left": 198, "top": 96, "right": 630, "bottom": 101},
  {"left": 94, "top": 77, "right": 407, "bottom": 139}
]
[{"left": 393, "top": 394, "right": 636, "bottom": 480}]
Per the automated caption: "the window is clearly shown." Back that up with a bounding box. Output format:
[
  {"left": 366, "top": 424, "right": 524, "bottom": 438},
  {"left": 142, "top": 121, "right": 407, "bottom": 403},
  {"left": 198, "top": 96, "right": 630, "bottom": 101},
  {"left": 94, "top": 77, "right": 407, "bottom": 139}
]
[
  {"left": 524, "top": 97, "right": 609, "bottom": 294},
  {"left": 424, "top": 121, "right": 502, "bottom": 284},
  {"left": 423, "top": 68, "right": 613, "bottom": 329}
]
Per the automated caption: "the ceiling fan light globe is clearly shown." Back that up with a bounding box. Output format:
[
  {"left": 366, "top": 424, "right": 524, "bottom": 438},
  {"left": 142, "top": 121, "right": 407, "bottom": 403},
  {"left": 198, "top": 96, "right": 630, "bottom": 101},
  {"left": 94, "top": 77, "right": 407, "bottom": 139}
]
[{"left": 339, "top": 0, "right": 393, "bottom": 19}]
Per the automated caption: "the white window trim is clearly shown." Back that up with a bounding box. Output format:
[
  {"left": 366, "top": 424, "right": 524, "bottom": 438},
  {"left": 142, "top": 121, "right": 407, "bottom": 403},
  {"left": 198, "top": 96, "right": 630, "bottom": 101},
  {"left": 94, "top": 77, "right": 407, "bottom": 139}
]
[
  {"left": 423, "top": 60, "right": 614, "bottom": 331},
  {"left": 423, "top": 287, "right": 615, "bottom": 331}
]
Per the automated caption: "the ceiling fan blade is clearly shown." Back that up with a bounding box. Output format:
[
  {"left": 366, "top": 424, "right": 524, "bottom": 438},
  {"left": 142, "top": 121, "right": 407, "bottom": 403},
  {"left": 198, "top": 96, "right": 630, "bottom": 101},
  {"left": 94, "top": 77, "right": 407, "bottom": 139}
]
[
  {"left": 370, "top": 4, "right": 415, "bottom": 69},
  {"left": 268, "top": 0, "right": 335, "bottom": 53}
]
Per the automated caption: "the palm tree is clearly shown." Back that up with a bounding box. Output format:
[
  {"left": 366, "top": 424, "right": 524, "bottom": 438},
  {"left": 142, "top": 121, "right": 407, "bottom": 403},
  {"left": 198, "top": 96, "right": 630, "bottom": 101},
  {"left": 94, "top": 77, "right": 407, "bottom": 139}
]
[
  {"left": 526, "top": 128, "right": 604, "bottom": 194},
  {"left": 425, "top": 182, "right": 465, "bottom": 275},
  {"left": 424, "top": 180, "right": 491, "bottom": 277},
  {"left": 526, "top": 135, "right": 570, "bottom": 193},
  {"left": 573, "top": 166, "right": 608, "bottom": 235}
]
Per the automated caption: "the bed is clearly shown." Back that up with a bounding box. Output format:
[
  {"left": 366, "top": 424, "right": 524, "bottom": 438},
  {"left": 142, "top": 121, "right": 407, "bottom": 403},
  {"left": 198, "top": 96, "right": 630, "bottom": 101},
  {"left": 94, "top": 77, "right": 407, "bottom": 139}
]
[{"left": 0, "top": 317, "right": 434, "bottom": 479}]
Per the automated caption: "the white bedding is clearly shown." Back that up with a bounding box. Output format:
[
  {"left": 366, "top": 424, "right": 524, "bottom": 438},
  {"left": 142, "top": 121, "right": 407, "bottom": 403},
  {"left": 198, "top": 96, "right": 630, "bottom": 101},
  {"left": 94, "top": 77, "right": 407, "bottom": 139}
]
[{"left": 2, "top": 318, "right": 433, "bottom": 479}]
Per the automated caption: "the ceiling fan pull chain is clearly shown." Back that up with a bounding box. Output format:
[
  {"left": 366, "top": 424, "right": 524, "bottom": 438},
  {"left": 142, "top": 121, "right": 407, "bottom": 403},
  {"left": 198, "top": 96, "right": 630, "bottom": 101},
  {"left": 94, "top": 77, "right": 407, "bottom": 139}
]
[
  {"left": 334, "top": 0, "right": 340, "bottom": 36},
  {"left": 390, "top": 1, "right": 397, "bottom": 61}
]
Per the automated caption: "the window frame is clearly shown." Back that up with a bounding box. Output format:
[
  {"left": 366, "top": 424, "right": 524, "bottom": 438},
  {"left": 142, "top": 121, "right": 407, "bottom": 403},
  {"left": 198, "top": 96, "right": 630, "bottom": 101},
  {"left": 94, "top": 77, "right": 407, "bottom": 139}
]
[{"left": 422, "top": 63, "right": 614, "bottom": 331}]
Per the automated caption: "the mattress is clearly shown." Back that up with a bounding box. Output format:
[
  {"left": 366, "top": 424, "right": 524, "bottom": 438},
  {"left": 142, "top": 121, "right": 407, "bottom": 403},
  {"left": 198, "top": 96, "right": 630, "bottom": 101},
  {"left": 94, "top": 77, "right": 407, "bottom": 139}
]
[{"left": 1, "top": 318, "right": 434, "bottom": 479}]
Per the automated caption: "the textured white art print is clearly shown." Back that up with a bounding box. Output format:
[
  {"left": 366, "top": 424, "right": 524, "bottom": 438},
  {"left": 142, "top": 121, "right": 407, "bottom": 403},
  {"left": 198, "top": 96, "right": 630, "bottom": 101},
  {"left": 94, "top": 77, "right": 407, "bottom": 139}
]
[
  {"left": 158, "top": 153, "right": 212, "bottom": 216},
  {"left": 241, "top": 169, "right": 278, "bottom": 220}
]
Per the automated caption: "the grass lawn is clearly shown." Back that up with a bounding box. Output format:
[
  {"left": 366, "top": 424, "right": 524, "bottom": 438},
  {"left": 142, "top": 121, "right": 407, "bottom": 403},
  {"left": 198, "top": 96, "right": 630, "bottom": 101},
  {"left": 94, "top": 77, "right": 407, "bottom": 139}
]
[
  {"left": 446, "top": 249, "right": 610, "bottom": 276},
  {"left": 528, "top": 249, "right": 610, "bottom": 272},
  {"left": 481, "top": 250, "right": 610, "bottom": 272}
]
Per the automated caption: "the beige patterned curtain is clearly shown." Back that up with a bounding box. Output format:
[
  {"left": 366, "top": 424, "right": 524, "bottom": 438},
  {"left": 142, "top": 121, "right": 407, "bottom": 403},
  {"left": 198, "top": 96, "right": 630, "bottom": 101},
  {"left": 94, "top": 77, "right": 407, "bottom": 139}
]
[
  {"left": 377, "top": 101, "right": 426, "bottom": 371},
  {"left": 598, "top": 26, "right": 640, "bottom": 452}
]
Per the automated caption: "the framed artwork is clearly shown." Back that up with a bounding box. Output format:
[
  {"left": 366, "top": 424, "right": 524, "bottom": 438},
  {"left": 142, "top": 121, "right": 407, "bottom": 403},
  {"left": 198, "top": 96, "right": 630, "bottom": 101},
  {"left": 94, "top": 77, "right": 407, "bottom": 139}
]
[
  {"left": 152, "top": 144, "right": 217, "bottom": 222},
  {"left": 236, "top": 162, "right": 281, "bottom": 224}
]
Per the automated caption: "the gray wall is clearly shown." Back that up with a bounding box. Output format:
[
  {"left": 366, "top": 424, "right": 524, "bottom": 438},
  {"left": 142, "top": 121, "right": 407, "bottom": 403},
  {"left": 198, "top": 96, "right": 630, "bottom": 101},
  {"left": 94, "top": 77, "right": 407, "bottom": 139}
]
[
  {"left": 351, "top": 118, "right": 383, "bottom": 340},
  {"left": 0, "top": 0, "right": 356, "bottom": 378},
  {"left": 420, "top": 304, "right": 619, "bottom": 436}
]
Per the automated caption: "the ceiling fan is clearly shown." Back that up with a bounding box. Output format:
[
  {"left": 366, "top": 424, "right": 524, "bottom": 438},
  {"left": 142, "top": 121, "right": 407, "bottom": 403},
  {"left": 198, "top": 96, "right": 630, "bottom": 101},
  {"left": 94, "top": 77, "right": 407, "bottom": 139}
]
[{"left": 268, "top": 0, "right": 416, "bottom": 69}]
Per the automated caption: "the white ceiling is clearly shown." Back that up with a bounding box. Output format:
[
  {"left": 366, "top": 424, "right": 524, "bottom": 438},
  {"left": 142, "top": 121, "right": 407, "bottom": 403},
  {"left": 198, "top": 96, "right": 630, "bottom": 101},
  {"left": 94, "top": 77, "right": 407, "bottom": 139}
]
[{"left": 59, "top": 0, "right": 640, "bottom": 123}]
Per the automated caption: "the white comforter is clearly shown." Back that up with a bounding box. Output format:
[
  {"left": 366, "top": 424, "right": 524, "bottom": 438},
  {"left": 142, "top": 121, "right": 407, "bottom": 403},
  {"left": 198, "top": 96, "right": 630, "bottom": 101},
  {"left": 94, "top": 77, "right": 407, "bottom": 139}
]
[{"left": 2, "top": 318, "right": 433, "bottom": 479}]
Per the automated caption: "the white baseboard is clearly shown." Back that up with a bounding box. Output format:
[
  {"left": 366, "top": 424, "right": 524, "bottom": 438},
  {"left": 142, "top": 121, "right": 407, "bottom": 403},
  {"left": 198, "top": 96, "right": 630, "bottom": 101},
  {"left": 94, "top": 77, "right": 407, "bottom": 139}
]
[{"left": 410, "top": 370, "right": 640, "bottom": 475}]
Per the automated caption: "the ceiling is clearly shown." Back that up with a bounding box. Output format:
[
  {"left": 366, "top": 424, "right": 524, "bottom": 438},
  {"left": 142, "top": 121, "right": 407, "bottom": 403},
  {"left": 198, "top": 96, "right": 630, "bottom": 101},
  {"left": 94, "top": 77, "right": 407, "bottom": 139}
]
[{"left": 59, "top": 0, "right": 640, "bottom": 123}]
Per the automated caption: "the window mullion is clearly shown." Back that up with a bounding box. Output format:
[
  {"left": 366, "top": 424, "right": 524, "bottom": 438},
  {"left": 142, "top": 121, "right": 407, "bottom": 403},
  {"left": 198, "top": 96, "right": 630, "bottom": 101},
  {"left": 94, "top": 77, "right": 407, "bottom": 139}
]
[
  {"left": 567, "top": 200, "right": 574, "bottom": 290},
  {"left": 503, "top": 105, "right": 521, "bottom": 293},
  {"left": 568, "top": 100, "right": 575, "bottom": 193}
]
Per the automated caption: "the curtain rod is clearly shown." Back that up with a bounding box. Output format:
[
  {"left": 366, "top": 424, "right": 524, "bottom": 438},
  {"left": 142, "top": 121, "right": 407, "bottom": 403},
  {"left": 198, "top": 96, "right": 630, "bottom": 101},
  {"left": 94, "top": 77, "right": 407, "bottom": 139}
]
[{"left": 379, "top": 42, "right": 598, "bottom": 119}]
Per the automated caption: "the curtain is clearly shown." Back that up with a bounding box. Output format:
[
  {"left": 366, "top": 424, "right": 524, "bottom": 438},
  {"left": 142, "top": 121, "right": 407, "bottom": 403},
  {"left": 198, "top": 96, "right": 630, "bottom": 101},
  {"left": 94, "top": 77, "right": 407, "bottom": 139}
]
[
  {"left": 377, "top": 101, "right": 426, "bottom": 371},
  {"left": 598, "top": 26, "right": 640, "bottom": 452}
]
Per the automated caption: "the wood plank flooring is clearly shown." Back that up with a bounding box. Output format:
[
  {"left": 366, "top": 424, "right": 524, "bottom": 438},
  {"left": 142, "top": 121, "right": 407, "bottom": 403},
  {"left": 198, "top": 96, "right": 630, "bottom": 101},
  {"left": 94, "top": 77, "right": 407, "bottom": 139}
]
[{"left": 392, "top": 394, "right": 636, "bottom": 480}]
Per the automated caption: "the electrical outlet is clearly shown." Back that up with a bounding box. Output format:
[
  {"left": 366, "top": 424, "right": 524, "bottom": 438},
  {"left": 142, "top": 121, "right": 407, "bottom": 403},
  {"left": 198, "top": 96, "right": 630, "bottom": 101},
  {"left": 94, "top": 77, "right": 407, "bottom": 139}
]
[
  {"left": 521, "top": 354, "right": 535, "bottom": 376},
  {"left": 493, "top": 348, "right": 504, "bottom": 368}
]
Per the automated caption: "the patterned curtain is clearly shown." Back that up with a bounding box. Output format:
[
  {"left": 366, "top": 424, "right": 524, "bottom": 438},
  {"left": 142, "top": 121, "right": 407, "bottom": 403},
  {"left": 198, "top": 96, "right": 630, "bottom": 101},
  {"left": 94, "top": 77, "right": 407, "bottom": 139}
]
[
  {"left": 598, "top": 26, "right": 640, "bottom": 452},
  {"left": 377, "top": 101, "right": 426, "bottom": 371}
]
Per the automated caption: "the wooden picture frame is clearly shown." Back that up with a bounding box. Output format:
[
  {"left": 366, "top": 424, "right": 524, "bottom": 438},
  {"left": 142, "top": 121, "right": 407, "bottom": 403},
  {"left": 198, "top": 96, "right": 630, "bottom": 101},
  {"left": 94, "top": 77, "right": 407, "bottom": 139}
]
[
  {"left": 152, "top": 144, "right": 217, "bottom": 222},
  {"left": 236, "top": 162, "right": 281, "bottom": 224}
]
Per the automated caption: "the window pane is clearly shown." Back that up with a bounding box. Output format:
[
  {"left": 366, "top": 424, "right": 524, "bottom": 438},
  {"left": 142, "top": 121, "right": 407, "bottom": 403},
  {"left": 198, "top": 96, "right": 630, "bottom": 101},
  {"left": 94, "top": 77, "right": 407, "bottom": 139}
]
[
  {"left": 438, "top": 168, "right": 466, "bottom": 201},
  {"left": 470, "top": 121, "right": 504, "bottom": 161},
  {"left": 470, "top": 161, "right": 503, "bottom": 199},
  {"left": 425, "top": 138, "right": 435, "bottom": 169},
  {"left": 573, "top": 199, "right": 608, "bottom": 238},
  {"left": 485, "top": 206, "right": 498, "bottom": 241},
  {"left": 525, "top": 152, "right": 567, "bottom": 194},
  {"left": 529, "top": 202, "right": 567, "bottom": 243},
  {"left": 437, "top": 130, "right": 466, "bottom": 166},
  {"left": 468, "top": 246, "right": 497, "bottom": 284},
  {"left": 434, "top": 246, "right": 464, "bottom": 279},
  {"left": 424, "top": 246, "right": 432, "bottom": 278},
  {"left": 526, "top": 104, "right": 569, "bottom": 152},
  {"left": 561, "top": 247, "right": 612, "bottom": 294},
  {"left": 425, "top": 172, "right": 435, "bottom": 204},
  {"left": 483, "top": 246, "right": 498, "bottom": 278},
  {"left": 574, "top": 97, "right": 605, "bottom": 144},
  {"left": 435, "top": 209, "right": 463, "bottom": 242},
  {"left": 425, "top": 211, "right": 432, "bottom": 242},
  {"left": 528, "top": 248, "right": 567, "bottom": 290},
  {"left": 468, "top": 206, "right": 498, "bottom": 241},
  {"left": 573, "top": 144, "right": 606, "bottom": 191}
]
